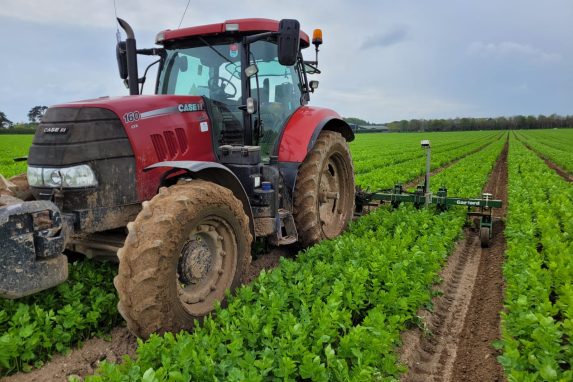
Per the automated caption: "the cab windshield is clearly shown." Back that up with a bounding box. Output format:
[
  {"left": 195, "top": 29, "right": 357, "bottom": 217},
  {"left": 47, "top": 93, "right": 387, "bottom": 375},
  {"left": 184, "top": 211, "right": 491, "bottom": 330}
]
[{"left": 157, "top": 42, "right": 242, "bottom": 103}]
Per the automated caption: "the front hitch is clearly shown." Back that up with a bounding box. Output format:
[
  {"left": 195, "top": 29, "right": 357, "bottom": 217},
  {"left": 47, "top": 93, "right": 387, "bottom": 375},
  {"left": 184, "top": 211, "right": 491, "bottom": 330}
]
[{"left": 0, "top": 200, "right": 68, "bottom": 299}]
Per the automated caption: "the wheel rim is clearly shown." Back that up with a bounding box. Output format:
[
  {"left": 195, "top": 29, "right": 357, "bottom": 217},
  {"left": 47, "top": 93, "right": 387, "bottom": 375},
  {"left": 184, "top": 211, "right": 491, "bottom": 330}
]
[
  {"left": 176, "top": 216, "right": 237, "bottom": 316},
  {"left": 318, "top": 152, "right": 350, "bottom": 238}
]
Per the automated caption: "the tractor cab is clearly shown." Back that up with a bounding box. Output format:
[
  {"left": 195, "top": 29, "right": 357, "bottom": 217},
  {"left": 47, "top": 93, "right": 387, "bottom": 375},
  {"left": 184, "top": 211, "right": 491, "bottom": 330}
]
[{"left": 121, "top": 18, "right": 320, "bottom": 160}]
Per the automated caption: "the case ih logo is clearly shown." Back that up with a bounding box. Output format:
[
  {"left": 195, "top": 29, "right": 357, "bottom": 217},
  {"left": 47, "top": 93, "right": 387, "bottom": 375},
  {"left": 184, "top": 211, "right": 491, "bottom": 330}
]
[
  {"left": 43, "top": 127, "right": 68, "bottom": 134},
  {"left": 178, "top": 103, "right": 204, "bottom": 113}
]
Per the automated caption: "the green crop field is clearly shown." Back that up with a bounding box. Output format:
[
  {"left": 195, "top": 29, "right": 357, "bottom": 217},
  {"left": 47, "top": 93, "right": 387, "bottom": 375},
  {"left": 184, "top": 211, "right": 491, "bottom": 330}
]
[
  {"left": 0, "top": 130, "right": 571, "bottom": 381},
  {"left": 0, "top": 135, "right": 33, "bottom": 178}
]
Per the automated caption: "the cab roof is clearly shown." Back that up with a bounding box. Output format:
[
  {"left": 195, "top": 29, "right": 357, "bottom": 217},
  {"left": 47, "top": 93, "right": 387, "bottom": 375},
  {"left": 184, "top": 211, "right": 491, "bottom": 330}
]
[{"left": 158, "top": 18, "right": 310, "bottom": 48}]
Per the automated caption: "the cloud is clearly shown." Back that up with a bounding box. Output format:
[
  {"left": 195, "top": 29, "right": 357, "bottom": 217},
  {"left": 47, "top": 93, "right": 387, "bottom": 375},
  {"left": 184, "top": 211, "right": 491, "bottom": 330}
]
[
  {"left": 360, "top": 25, "right": 409, "bottom": 49},
  {"left": 315, "top": 86, "right": 476, "bottom": 123},
  {"left": 468, "top": 41, "right": 561, "bottom": 62},
  {"left": 1, "top": 0, "right": 571, "bottom": 122},
  {"left": 0, "top": 0, "right": 206, "bottom": 30}
]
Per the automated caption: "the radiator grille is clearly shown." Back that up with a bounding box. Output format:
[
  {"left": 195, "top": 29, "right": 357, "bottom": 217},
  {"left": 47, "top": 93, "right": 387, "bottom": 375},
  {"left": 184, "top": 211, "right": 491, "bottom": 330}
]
[
  {"left": 164, "top": 130, "right": 178, "bottom": 157},
  {"left": 151, "top": 134, "right": 168, "bottom": 161},
  {"left": 175, "top": 128, "right": 188, "bottom": 154}
]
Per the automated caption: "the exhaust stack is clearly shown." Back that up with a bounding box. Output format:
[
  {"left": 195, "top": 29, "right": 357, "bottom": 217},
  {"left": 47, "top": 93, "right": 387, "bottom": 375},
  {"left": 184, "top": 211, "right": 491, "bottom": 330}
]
[{"left": 117, "top": 18, "right": 139, "bottom": 95}]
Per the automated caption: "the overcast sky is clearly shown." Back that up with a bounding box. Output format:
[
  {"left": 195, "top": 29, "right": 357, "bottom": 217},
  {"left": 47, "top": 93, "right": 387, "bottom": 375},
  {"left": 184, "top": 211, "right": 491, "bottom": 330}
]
[{"left": 0, "top": 0, "right": 571, "bottom": 123}]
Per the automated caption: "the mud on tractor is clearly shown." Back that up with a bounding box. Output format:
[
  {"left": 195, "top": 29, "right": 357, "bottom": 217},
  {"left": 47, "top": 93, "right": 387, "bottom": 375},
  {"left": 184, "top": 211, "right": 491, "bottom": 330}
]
[{"left": 0, "top": 19, "right": 356, "bottom": 338}]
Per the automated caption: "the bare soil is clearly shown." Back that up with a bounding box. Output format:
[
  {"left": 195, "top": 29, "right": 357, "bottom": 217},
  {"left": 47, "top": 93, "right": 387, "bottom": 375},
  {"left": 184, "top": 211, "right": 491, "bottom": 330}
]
[
  {"left": 242, "top": 246, "right": 297, "bottom": 284},
  {"left": 400, "top": 140, "right": 508, "bottom": 382},
  {"left": 2, "top": 327, "right": 137, "bottom": 382}
]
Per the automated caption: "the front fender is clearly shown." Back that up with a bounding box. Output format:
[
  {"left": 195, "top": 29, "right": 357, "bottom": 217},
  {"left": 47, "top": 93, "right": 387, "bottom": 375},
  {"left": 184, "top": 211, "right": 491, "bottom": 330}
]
[
  {"left": 145, "top": 161, "right": 255, "bottom": 238},
  {"left": 277, "top": 106, "right": 354, "bottom": 163}
]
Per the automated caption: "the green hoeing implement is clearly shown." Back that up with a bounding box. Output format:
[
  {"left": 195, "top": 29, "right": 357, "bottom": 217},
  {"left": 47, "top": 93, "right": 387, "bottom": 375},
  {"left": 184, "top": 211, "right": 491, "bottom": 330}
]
[{"left": 356, "top": 140, "right": 502, "bottom": 247}]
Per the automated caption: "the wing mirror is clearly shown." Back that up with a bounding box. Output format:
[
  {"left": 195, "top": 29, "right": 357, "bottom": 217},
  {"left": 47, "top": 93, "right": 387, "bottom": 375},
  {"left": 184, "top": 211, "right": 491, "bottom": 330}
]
[
  {"left": 277, "top": 19, "right": 300, "bottom": 66},
  {"left": 116, "top": 41, "right": 128, "bottom": 80}
]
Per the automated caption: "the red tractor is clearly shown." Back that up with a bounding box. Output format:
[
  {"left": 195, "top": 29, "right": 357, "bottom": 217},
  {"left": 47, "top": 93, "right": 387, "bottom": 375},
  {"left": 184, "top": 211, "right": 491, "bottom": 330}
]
[{"left": 0, "top": 18, "right": 354, "bottom": 338}]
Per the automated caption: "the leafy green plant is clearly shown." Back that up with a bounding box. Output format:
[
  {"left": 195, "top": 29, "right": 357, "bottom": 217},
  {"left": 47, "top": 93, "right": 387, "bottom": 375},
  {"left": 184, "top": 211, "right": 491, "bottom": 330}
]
[
  {"left": 515, "top": 129, "right": 573, "bottom": 175},
  {"left": 497, "top": 137, "right": 572, "bottom": 380},
  {"left": 353, "top": 131, "right": 502, "bottom": 190},
  {"left": 0, "top": 260, "right": 122, "bottom": 375}
]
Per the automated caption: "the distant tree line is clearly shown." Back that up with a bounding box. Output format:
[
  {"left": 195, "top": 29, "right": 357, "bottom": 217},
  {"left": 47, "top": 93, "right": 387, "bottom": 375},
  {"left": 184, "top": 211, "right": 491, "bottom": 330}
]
[
  {"left": 386, "top": 115, "right": 573, "bottom": 132},
  {"left": 344, "top": 115, "right": 573, "bottom": 132},
  {"left": 0, "top": 106, "right": 48, "bottom": 134},
  {"left": 0, "top": 124, "right": 38, "bottom": 134}
]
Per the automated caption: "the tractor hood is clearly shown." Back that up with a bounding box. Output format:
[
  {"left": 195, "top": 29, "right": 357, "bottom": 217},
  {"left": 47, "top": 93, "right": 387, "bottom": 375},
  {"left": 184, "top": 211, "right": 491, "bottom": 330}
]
[
  {"left": 53, "top": 94, "right": 207, "bottom": 126},
  {"left": 35, "top": 94, "right": 216, "bottom": 203}
]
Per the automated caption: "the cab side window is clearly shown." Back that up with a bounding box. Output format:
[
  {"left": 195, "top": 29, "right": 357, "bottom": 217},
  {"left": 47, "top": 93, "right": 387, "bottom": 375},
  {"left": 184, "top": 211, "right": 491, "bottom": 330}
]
[{"left": 250, "top": 41, "right": 302, "bottom": 159}]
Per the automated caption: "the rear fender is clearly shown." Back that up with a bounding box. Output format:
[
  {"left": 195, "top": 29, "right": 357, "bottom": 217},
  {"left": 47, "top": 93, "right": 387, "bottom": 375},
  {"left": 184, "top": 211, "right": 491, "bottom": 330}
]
[
  {"left": 277, "top": 106, "right": 354, "bottom": 193},
  {"left": 277, "top": 106, "right": 354, "bottom": 163},
  {"left": 144, "top": 161, "right": 255, "bottom": 238}
]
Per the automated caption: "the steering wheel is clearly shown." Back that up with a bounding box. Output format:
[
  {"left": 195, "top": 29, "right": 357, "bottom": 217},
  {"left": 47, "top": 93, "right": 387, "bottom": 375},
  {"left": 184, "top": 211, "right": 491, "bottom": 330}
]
[{"left": 209, "top": 77, "right": 237, "bottom": 98}]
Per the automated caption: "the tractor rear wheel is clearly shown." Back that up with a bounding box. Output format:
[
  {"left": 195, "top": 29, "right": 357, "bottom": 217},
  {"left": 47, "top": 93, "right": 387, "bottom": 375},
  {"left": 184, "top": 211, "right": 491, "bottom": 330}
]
[
  {"left": 114, "top": 180, "right": 252, "bottom": 338},
  {"left": 293, "top": 130, "right": 355, "bottom": 247}
]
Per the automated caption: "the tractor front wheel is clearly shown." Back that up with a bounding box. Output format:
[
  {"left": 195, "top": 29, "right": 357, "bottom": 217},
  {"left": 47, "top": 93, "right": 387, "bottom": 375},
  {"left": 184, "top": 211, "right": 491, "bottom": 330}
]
[
  {"left": 293, "top": 130, "right": 355, "bottom": 247},
  {"left": 114, "top": 180, "right": 252, "bottom": 338}
]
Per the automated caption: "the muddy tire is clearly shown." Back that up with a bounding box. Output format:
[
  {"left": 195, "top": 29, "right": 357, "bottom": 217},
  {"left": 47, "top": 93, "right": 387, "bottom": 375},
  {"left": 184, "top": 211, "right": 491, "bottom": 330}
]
[
  {"left": 114, "top": 180, "right": 252, "bottom": 338},
  {"left": 293, "top": 130, "right": 355, "bottom": 247}
]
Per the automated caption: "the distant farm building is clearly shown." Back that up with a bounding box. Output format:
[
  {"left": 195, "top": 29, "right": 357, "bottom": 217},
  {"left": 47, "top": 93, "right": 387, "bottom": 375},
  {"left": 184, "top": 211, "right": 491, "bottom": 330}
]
[{"left": 350, "top": 124, "right": 389, "bottom": 133}]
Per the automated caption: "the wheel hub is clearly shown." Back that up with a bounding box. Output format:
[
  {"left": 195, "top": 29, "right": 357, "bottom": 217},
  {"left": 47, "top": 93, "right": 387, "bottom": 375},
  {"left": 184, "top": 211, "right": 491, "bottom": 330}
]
[
  {"left": 178, "top": 239, "right": 213, "bottom": 285},
  {"left": 175, "top": 219, "right": 237, "bottom": 314}
]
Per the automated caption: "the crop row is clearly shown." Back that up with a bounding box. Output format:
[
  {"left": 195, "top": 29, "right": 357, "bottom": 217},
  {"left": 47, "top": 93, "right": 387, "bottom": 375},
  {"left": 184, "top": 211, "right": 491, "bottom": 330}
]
[
  {"left": 351, "top": 131, "right": 499, "bottom": 175},
  {"left": 515, "top": 130, "right": 573, "bottom": 175},
  {"left": 0, "top": 261, "right": 122, "bottom": 375},
  {"left": 516, "top": 129, "right": 573, "bottom": 153},
  {"left": 351, "top": 131, "right": 498, "bottom": 175},
  {"left": 354, "top": 132, "right": 502, "bottom": 190},
  {"left": 497, "top": 138, "right": 572, "bottom": 381},
  {"left": 85, "top": 137, "right": 505, "bottom": 381}
]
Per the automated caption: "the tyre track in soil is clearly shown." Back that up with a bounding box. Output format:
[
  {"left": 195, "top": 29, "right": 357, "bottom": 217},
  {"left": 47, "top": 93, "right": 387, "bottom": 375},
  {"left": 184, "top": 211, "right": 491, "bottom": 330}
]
[
  {"left": 400, "top": 138, "right": 508, "bottom": 382},
  {"left": 3, "top": 247, "right": 296, "bottom": 382}
]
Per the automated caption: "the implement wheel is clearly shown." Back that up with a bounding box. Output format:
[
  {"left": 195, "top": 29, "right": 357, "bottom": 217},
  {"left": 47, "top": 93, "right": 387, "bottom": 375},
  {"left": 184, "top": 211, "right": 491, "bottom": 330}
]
[
  {"left": 480, "top": 227, "right": 490, "bottom": 248},
  {"left": 293, "top": 130, "right": 355, "bottom": 247},
  {"left": 115, "top": 180, "right": 252, "bottom": 338}
]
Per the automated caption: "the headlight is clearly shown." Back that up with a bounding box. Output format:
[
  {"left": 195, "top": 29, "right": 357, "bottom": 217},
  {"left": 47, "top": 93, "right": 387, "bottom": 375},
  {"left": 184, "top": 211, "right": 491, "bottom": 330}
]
[
  {"left": 61, "top": 165, "right": 97, "bottom": 188},
  {"left": 27, "top": 165, "right": 98, "bottom": 188},
  {"left": 27, "top": 167, "right": 43, "bottom": 187}
]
